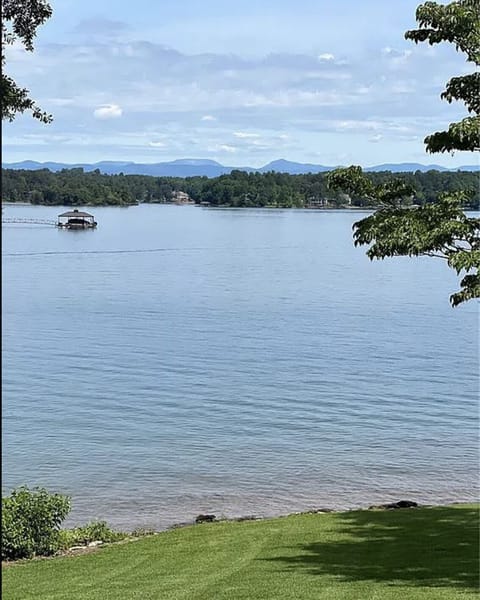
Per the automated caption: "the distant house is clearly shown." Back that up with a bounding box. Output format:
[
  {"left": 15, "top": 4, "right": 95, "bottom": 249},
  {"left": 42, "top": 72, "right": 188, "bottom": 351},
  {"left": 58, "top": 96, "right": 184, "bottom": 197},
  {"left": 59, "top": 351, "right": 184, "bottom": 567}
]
[
  {"left": 172, "top": 191, "right": 195, "bottom": 205},
  {"left": 57, "top": 209, "right": 97, "bottom": 229},
  {"left": 305, "top": 197, "right": 329, "bottom": 208}
]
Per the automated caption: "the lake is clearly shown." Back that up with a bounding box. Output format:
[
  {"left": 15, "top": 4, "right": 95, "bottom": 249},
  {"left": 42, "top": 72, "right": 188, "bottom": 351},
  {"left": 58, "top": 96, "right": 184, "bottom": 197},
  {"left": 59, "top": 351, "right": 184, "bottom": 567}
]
[{"left": 2, "top": 204, "right": 478, "bottom": 529}]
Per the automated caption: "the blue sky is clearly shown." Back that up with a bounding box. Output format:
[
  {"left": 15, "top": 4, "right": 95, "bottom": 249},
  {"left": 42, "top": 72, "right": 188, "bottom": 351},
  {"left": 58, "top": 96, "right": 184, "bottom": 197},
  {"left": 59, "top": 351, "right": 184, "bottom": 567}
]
[{"left": 2, "top": 0, "right": 477, "bottom": 167}]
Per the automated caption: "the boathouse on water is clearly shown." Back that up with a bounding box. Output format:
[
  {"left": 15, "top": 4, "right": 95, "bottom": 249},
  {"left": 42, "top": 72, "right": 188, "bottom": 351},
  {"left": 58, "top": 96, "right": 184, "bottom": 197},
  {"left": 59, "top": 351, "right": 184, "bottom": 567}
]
[{"left": 57, "top": 209, "right": 97, "bottom": 229}]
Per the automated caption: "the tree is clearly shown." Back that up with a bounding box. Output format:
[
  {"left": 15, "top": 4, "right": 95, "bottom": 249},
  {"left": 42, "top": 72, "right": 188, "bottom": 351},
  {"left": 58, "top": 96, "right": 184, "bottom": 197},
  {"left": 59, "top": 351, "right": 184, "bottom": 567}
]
[
  {"left": 404, "top": 0, "right": 479, "bottom": 153},
  {"left": 2, "top": 0, "right": 53, "bottom": 123},
  {"left": 327, "top": 0, "right": 479, "bottom": 306}
]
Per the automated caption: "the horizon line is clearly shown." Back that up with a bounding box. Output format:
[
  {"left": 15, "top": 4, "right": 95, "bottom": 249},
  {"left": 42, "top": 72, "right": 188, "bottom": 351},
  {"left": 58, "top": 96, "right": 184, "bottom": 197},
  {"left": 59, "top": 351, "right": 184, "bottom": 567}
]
[{"left": 2, "top": 157, "right": 479, "bottom": 169}]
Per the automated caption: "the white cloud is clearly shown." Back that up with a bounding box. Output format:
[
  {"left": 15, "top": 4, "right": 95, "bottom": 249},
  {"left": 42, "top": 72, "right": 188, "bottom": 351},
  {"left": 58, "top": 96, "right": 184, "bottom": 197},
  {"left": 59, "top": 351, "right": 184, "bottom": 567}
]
[
  {"left": 369, "top": 134, "right": 383, "bottom": 143},
  {"left": 250, "top": 140, "right": 272, "bottom": 149},
  {"left": 93, "top": 104, "right": 123, "bottom": 119},
  {"left": 304, "top": 70, "right": 351, "bottom": 81},
  {"left": 337, "top": 120, "right": 380, "bottom": 132},
  {"left": 381, "top": 47, "right": 413, "bottom": 68},
  {"left": 233, "top": 131, "right": 260, "bottom": 139},
  {"left": 3, "top": 33, "right": 471, "bottom": 167},
  {"left": 355, "top": 86, "right": 370, "bottom": 95},
  {"left": 318, "top": 53, "right": 335, "bottom": 61},
  {"left": 241, "top": 90, "right": 344, "bottom": 108}
]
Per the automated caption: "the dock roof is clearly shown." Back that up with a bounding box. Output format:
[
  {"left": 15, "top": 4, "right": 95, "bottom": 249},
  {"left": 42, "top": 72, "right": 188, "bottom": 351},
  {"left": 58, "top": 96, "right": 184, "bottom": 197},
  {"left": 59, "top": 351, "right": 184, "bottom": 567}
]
[{"left": 58, "top": 209, "right": 94, "bottom": 218}]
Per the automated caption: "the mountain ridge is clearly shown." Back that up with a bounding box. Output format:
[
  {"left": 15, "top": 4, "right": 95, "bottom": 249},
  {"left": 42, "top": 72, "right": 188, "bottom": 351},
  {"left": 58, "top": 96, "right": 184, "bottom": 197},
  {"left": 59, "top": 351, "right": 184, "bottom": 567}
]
[{"left": 2, "top": 158, "right": 478, "bottom": 177}]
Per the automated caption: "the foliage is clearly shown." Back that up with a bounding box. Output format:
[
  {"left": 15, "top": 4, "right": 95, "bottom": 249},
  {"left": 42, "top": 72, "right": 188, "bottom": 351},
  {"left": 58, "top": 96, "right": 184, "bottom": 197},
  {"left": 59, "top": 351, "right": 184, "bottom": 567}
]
[
  {"left": 325, "top": 166, "right": 415, "bottom": 206},
  {"left": 57, "top": 521, "right": 127, "bottom": 549},
  {"left": 2, "top": 486, "right": 71, "bottom": 560},
  {"left": 2, "top": 166, "right": 478, "bottom": 208},
  {"left": 2, "top": 168, "right": 144, "bottom": 206},
  {"left": 2, "top": 505, "right": 478, "bottom": 599},
  {"left": 404, "top": 0, "right": 480, "bottom": 153},
  {"left": 327, "top": 167, "right": 480, "bottom": 305},
  {"left": 2, "top": 0, "right": 53, "bottom": 123},
  {"left": 327, "top": 1, "right": 480, "bottom": 306},
  {"left": 353, "top": 193, "right": 480, "bottom": 306}
]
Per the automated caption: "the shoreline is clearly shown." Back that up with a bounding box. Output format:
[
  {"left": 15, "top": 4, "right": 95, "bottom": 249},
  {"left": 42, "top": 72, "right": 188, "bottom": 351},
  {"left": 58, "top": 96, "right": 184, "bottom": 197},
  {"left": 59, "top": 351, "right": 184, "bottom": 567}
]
[
  {"left": 1, "top": 201, "right": 374, "bottom": 210},
  {"left": 3, "top": 201, "right": 479, "bottom": 211},
  {"left": 61, "top": 493, "right": 480, "bottom": 533},
  {"left": 164, "top": 498, "right": 479, "bottom": 531},
  {"left": 3, "top": 500, "right": 478, "bottom": 567}
]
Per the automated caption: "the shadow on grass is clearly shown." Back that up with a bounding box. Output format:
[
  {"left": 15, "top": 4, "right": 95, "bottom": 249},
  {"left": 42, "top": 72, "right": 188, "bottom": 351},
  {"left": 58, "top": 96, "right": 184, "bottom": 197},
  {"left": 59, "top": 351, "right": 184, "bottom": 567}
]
[{"left": 264, "top": 506, "right": 479, "bottom": 591}]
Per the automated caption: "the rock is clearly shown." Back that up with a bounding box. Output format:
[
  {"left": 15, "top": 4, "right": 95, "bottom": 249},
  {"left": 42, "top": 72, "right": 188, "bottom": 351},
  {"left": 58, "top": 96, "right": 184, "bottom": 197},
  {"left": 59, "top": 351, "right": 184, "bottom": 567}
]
[
  {"left": 169, "top": 522, "right": 190, "bottom": 530},
  {"left": 87, "top": 540, "right": 104, "bottom": 547},
  {"left": 392, "top": 500, "right": 418, "bottom": 509},
  {"left": 369, "top": 500, "right": 419, "bottom": 510},
  {"left": 195, "top": 514, "right": 216, "bottom": 524},
  {"left": 68, "top": 545, "right": 86, "bottom": 551}
]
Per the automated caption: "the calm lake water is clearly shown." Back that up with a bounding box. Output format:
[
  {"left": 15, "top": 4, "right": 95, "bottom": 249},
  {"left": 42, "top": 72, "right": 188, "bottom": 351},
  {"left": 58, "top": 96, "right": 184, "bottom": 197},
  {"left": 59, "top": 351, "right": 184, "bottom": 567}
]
[{"left": 2, "top": 204, "right": 479, "bottom": 529}]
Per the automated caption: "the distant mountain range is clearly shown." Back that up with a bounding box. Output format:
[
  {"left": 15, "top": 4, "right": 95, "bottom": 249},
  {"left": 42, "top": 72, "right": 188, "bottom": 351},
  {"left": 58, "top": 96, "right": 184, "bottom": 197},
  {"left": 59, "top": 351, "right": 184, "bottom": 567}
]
[{"left": 2, "top": 158, "right": 479, "bottom": 178}]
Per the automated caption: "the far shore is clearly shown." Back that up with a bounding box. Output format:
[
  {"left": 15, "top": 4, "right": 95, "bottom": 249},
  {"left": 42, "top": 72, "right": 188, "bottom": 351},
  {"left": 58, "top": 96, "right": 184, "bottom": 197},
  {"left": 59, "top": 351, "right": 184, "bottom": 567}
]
[
  {"left": 3, "top": 201, "right": 479, "bottom": 211},
  {"left": 1, "top": 201, "right": 374, "bottom": 209}
]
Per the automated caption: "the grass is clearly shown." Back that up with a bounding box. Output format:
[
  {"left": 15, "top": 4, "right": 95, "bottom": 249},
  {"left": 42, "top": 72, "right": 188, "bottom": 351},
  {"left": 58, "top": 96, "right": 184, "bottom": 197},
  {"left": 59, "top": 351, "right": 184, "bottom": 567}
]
[{"left": 2, "top": 504, "right": 478, "bottom": 600}]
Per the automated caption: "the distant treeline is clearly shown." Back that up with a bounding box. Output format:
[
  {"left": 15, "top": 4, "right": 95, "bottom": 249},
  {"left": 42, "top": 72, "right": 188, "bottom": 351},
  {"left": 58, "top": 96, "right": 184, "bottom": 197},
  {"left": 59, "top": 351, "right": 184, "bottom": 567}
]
[{"left": 2, "top": 167, "right": 479, "bottom": 208}]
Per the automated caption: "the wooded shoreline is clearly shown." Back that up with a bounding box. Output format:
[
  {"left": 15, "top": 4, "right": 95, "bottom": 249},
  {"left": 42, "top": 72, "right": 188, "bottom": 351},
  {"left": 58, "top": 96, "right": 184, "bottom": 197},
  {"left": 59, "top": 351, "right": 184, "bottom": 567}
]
[{"left": 3, "top": 167, "right": 478, "bottom": 209}]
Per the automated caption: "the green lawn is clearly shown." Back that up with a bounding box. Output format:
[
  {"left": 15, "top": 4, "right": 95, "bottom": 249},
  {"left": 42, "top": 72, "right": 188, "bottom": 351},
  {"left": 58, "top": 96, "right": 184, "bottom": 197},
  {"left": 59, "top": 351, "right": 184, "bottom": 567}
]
[{"left": 3, "top": 504, "right": 478, "bottom": 600}]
